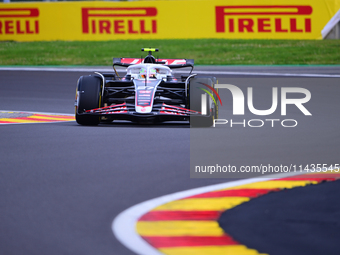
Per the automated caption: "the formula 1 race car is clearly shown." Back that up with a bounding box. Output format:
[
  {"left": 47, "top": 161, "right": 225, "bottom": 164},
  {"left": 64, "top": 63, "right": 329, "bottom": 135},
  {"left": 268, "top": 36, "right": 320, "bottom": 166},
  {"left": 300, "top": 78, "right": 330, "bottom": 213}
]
[{"left": 75, "top": 48, "right": 218, "bottom": 127}]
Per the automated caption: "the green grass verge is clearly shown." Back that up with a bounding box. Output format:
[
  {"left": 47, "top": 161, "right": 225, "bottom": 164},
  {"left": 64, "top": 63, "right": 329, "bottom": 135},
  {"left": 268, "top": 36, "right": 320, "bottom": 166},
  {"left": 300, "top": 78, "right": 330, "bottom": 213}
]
[{"left": 0, "top": 39, "right": 339, "bottom": 66}]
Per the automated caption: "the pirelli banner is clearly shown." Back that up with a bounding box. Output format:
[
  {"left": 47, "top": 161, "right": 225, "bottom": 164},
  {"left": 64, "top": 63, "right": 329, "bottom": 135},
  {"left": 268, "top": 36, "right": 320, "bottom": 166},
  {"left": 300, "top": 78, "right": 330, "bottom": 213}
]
[{"left": 0, "top": 0, "right": 339, "bottom": 41}]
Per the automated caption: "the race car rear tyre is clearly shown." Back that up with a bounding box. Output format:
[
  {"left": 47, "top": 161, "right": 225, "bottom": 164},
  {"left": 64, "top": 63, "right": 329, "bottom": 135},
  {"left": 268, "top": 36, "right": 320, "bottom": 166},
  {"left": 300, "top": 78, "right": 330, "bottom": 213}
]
[
  {"left": 189, "top": 76, "right": 217, "bottom": 127},
  {"left": 75, "top": 75, "right": 102, "bottom": 126}
]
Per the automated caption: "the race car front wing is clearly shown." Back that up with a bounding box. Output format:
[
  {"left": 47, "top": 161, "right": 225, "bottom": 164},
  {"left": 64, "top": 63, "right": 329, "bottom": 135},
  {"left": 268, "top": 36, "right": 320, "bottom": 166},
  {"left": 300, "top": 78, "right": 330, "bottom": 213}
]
[{"left": 80, "top": 103, "right": 202, "bottom": 122}]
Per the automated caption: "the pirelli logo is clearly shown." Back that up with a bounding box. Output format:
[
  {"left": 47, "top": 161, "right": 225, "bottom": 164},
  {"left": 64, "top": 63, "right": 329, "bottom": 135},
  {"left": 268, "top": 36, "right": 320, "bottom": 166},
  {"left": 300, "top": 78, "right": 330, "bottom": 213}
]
[
  {"left": 82, "top": 7, "right": 157, "bottom": 34},
  {"left": 216, "top": 6, "right": 312, "bottom": 33},
  {"left": 0, "top": 8, "right": 39, "bottom": 35}
]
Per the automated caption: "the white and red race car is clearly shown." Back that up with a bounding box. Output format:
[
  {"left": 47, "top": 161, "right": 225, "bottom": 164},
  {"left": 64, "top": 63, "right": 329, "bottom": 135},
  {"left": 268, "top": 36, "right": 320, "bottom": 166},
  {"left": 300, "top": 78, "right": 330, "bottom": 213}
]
[{"left": 75, "top": 48, "right": 218, "bottom": 126}]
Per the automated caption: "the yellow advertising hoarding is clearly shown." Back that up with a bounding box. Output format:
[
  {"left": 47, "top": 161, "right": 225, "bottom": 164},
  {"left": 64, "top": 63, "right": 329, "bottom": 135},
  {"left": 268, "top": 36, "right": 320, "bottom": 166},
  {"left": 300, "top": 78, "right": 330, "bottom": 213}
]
[{"left": 0, "top": 0, "right": 339, "bottom": 41}]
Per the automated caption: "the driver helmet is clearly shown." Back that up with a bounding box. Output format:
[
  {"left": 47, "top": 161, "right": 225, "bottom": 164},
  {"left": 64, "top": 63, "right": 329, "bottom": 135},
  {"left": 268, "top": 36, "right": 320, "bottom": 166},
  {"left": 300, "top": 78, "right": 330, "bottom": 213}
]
[
  {"left": 139, "top": 67, "right": 147, "bottom": 79},
  {"left": 149, "top": 68, "right": 157, "bottom": 79}
]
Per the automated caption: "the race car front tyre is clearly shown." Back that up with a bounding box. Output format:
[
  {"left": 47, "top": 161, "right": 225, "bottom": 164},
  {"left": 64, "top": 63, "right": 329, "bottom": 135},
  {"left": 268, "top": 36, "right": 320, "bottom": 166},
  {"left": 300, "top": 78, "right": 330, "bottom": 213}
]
[
  {"left": 75, "top": 75, "right": 102, "bottom": 126},
  {"left": 189, "top": 76, "right": 216, "bottom": 127}
]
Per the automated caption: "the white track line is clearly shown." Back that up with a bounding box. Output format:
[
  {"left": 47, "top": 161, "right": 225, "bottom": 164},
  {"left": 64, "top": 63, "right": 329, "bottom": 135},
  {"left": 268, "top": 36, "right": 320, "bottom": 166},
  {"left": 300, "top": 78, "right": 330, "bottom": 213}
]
[
  {"left": 0, "top": 67, "right": 115, "bottom": 72},
  {"left": 193, "top": 70, "right": 340, "bottom": 78},
  {"left": 112, "top": 170, "right": 309, "bottom": 255},
  {"left": 1, "top": 67, "right": 339, "bottom": 78}
]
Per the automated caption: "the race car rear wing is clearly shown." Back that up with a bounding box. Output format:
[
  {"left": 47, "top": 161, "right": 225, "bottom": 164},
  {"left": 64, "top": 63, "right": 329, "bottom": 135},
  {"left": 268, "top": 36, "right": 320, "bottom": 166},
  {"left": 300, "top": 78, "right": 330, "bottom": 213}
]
[{"left": 112, "top": 58, "right": 194, "bottom": 69}]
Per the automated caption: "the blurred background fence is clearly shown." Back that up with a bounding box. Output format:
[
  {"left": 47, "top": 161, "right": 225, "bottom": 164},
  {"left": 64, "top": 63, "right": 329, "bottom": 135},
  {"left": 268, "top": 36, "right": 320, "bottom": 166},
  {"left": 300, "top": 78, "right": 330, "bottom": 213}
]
[{"left": 1, "top": 0, "right": 339, "bottom": 40}]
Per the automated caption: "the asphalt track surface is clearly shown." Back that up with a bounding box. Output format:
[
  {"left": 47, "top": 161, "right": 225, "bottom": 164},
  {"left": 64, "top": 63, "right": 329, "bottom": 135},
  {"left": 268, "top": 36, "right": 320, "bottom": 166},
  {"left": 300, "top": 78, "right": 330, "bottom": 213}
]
[
  {"left": 219, "top": 179, "right": 340, "bottom": 255},
  {"left": 0, "top": 66, "right": 339, "bottom": 255}
]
